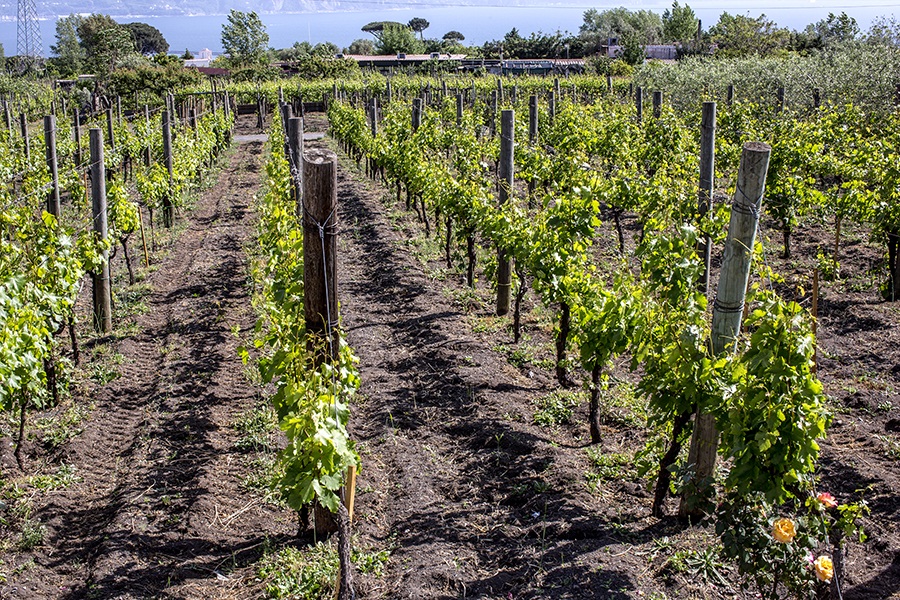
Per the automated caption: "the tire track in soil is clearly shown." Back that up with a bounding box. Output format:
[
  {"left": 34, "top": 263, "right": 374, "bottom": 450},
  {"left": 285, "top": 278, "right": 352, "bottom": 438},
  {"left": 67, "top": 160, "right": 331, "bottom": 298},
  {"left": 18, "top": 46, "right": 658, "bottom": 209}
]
[
  {"left": 330, "top": 152, "right": 643, "bottom": 598},
  {"left": 7, "top": 121, "right": 295, "bottom": 600}
]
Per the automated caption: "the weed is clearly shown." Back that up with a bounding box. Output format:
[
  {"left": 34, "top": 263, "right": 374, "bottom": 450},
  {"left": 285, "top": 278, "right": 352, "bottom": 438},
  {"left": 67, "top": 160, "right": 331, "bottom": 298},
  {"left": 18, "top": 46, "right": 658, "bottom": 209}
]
[
  {"left": 585, "top": 448, "right": 636, "bottom": 490},
  {"left": 28, "top": 464, "right": 82, "bottom": 491},
  {"left": 34, "top": 401, "right": 92, "bottom": 450},
  {"left": 233, "top": 402, "right": 278, "bottom": 451},
  {"left": 17, "top": 519, "right": 46, "bottom": 550},
  {"left": 257, "top": 542, "right": 338, "bottom": 600},
  {"left": 664, "top": 547, "right": 731, "bottom": 587},
  {"left": 242, "top": 455, "right": 285, "bottom": 506},
  {"left": 876, "top": 434, "right": 900, "bottom": 459},
  {"left": 533, "top": 390, "right": 582, "bottom": 426}
]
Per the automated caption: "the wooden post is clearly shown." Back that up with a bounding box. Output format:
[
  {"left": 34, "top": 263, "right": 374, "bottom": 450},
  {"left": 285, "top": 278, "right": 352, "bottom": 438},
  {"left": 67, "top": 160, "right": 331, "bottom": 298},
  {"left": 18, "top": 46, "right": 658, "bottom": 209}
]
[
  {"left": 73, "top": 109, "right": 82, "bottom": 167},
  {"left": 528, "top": 95, "right": 538, "bottom": 144},
  {"left": 549, "top": 91, "right": 556, "bottom": 124},
  {"left": 456, "top": 93, "right": 463, "bottom": 126},
  {"left": 90, "top": 128, "right": 113, "bottom": 333},
  {"left": 302, "top": 148, "right": 339, "bottom": 363},
  {"left": 138, "top": 208, "right": 150, "bottom": 267},
  {"left": 636, "top": 86, "right": 643, "bottom": 122},
  {"left": 652, "top": 90, "right": 662, "bottom": 119},
  {"left": 411, "top": 97, "right": 422, "bottom": 132},
  {"left": 3, "top": 101, "right": 11, "bottom": 140},
  {"left": 43, "top": 115, "right": 60, "bottom": 218},
  {"left": 116, "top": 95, "right": 122, "bottom": 124},
  {"left": 680, "top": 141, "right": 772, "bottom": 519},
  {"left": 162, "top": 110, "right": 175, "bottom": 228},
  {"left": 106, "top": 108, "right": 115, "bottom": 151},
  {"left": 511, "top": 84, "right": 517, "bottom": 104},
  {"left": 288, "top": 116, "right": 304, "bottom": 210},
  {"left": 813, "top": 88, "right": 821, "bottom": 109},
  {"left": 497, "top": 77, "right": 503, "bottom": 102},
  {"left": 189, "top": 107, "right": 197, "bottom": 131},
  {"left": 386, "top": 78, "right": 392, "bottom": 104},
  {"left": 496, "top": 109, "right": 514, "bottom": 316},
  {"left": 607, "top": 73, "right": 612, "bottom": 93},
  {"left": 776, "top": 87, "right": 785, "bottom": 112},
  {"left": 143, "top": 105, "right": 151, "bottom": 166},
  {"left": 554, "top": 77, "right": 560, "bottom": 100},
  {"left": 19, "top": 113, "right": 29, "bottom": 160},
  {"left": 727, "top": 84, "right": 734, "bottom": 105},
  {"left": 697, "top": 102, "right": 715, "bottom": 296},
  {"left": 488, "top": 90, "right": 498, "bottom": 136}
]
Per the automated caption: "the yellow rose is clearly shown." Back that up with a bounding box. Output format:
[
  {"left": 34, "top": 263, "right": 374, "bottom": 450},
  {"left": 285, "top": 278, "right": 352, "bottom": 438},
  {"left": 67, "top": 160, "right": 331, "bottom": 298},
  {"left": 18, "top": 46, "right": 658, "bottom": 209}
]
[
  {"left": 772, "top": 518, "right": 796, "bottom": 543},
  {"left": 814, "top": 556, "right": 834, "bottom": 583}
]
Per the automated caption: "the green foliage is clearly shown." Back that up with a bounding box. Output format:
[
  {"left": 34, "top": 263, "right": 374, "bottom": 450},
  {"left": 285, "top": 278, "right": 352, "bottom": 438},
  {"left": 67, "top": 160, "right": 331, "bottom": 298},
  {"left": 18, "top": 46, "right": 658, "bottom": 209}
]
[
  {"left": 221, "top": 10, "right": 270, "bottom": 67},
  {"left": 533, "top": 390, "right": 581, "bottom": 426},
  {"left": 375, "top": 23, "right": 424, "bottom": 55},
  {"left": 407, "top": 17, "right": 430, "bottom": 40},
  {"left": 580, "top": 7, "right": 663, "bottom": 46},
  {"left": 662, "top": 1, "right": 699, "bottom": 43},
  {"left": 346, "top": 39, "right": 374, "bottom": 55},
  {"left": 718, "top": 290, "right": 829, "bottom": 504},
  {"left": 125, "top": 22, "right": 169, "bottom": 55},
  {"left": 709, "top": 13, "right": 790, "bottom": 58},
  {"left": 258, "top": 542, "right": 338, "bottom": 600},
  {"left": 77, "top": 14, "right": 137, "bottom": 74},
  {"left": 51, "top": 15, "right": 85, "bottom": 77}
]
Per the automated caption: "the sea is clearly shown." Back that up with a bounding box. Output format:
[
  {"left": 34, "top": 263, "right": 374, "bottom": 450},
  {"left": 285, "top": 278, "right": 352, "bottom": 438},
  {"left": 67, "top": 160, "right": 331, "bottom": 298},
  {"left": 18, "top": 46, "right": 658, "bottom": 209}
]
[{"left": 0, "top": 5, "right": 895, "bottom": 58}]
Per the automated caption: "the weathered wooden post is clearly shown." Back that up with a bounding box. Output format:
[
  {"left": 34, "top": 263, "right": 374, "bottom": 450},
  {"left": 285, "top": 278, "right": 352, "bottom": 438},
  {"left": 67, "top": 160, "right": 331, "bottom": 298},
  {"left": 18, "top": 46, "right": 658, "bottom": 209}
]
[
  {"left": 680, "top": 141, "right": 772, "bottom": 519},
  {"left": 549, "top": 90, "right": 556, "bottom": 124},
  {"left": 73, "top": 109, "right": 82, "bottom": 167},
  {"left": 497, "top": 77, "right": 504, "bottom": 102},
  {"left": 3, "top": 100, "right": 11, "bottom": 140},
  {"left": 116, "top": 95, "right": 122, "bottom": 124},
  {"left": 727, "top": 84, "right": 734, "bottom": 105},
  {"left": 288, "top": 117, "right": 304, "bottom": 209},
  {"left": 698, "top": 102, "right": 716, "bottom": 295},
  {"left": 106, "top": 108, "right": 115, "bottom": 151},
  {"left": 43, "top": 115, "right": 60, "bottom": 218},
  {"left": 19, "top": 113, "right": 29, "bottom": 160},
  {"left": 652, "top": 90, "right": 663, "bottom": 119},
  {"left": 554, "top": 77, "right": 560, "bottom": 100},
  {"left": 411, "top": 97, "right": 422, "bottom": 132},
  {"left": 162, "top": 110, "right": 175, "bottom": 228},
  {"left": 777, "top": 86, "right": 785, "bottom": 112},
  {"left": 528, "top": 95, "right": 538, "bottom": 198},
  {"left": 143, "top": 105, "right": 151, "bottom": 166},
  {"left": 456, "top": 93, "right": 463, "bottom": 126},
  {"left": 607, "top": 73, "right": 612, "bottom": 93},
  {"left": 90, "top": 128, "right": 113, "bottom": 333},
  {"left": 813, "top": 88, "right": 821, "bottom": 109},
  {"left": 489, "top": 90, "right": 498, "bottom": 136},
  {"left": 386, "top": 78, "right": 392, "bottom": 104},
  {"left": 636, "top": 86, "right": 643, "bottom": 122},
  {"left": 496, "top": 109, "right": 514, "bottom": 316},
  {"left": 303, "top": 147, "right": 338, "bottom": 362}
]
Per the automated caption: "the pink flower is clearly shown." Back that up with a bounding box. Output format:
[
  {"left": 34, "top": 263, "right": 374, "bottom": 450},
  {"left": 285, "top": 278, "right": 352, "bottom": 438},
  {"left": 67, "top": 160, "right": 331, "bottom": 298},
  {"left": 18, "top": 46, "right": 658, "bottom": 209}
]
[{"left": 817, "top": 492, "right": 838, "bottom": 509}]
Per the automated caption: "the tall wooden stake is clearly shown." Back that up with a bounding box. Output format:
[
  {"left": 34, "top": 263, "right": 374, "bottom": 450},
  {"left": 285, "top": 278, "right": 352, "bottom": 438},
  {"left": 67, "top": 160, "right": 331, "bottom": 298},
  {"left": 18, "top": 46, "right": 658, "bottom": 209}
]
[
  {"left": 162, "top": 110, "right": 174, "bottom": 228},
  {"left": 697, "top": 102, "right": 716, "bottom": 296},
  {"left": 302, "top": 148, "right": 339, "bottom": 362},
  {"left": 496, "top": 109, "right": 514, "bottom": 316},
  {"left": 288, "top": 116, "right": 304, "bottom": 210},
  {"left": 90, "top": 128, "right": 113, "bottom": 333},
  {"left": 43, "top": 115, "right": 60, "bottom": 218},
  {"left": 680, "top": 141, "right": 772, "bottom": 519}
]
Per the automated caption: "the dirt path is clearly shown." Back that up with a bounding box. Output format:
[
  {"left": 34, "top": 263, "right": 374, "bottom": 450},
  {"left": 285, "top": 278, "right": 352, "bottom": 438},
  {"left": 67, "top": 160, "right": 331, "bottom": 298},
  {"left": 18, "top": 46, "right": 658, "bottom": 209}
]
[
  {"left": 330, "top": 153, "right": 653, "bottom": 599},
  {"left": 2, "top": 120, "right": 294, "bottom": 600}
]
